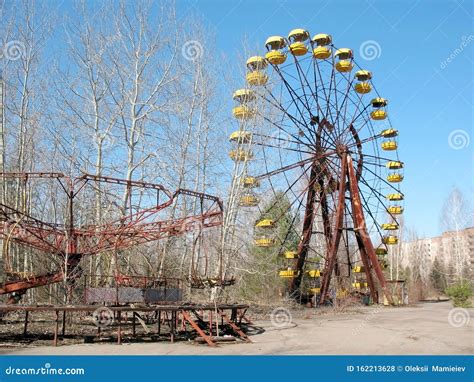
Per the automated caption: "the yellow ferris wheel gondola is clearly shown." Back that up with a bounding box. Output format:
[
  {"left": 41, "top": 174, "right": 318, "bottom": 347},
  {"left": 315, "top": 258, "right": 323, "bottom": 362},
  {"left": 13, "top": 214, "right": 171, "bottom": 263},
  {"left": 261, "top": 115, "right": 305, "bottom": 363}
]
[
  {"left": 381, "top": 141, "right": 397, "bottom": 151},
  {"left": 246, "top": 56, "right": 268, "bottom": 86},
  {"left": 387, "top": 173, "right": 404, "bottom": 183},
  {"left": 334, "top": 48, "right": 353, "bottom": 72},
  {"left": 381, "top": 223, "right": 399, "bottom": 230},
  {"left": 370, "top": 97, "right": 388, "bottom": 120},
  {"left": 387, "top": 205, "right": 404, "bottom": 215},
  {"left": 254, "top": 237, "right": 276, "bottom": 247},
  {"left": 283, "top": 250, "right": 298, "bottom": 259},
  {"left": 232, "top": 89, "right": 257, "bottom": 120},
  {"left": 265, "top": 36, "right": 287, "bottom": 65},
  {"left": 229, "top": 149, "right": 253, "bottom": 161},
  {"left": 382, "top": 235, "right": 398, "bottom": 245},
  {"left": 229, "top": 131, "right": 252, "bottom": 143},
  {"left": 306, "top": 269, "right": 321, "bottom": 278},
  {"left": 387, "top": 193, "right": 404, "bottom": 201},
  {"left": 232, "top": 105, "right": 256, "bottom": 119},
  {"left": 354, "top": 70, "right": 372, "bottom": 94},
  {"left": 233, "top": 88, "right": 255, "bottom": 101},
  {"left": 381, "top": 128, "right": 398, "bottom": 138},
  {"left": 255, "top": 218, "right": 275, "bottom": 228},
  {"left": 241, "top": 176, "right": 260, "bottom": 188},
  {"left": 352, "top": 282, "right": 368, "bottom": 289},
  {"left": 239, "top": 194, "right": 259, "bottom": 207},
  {"left": 279, "top": 269, "right": 298, "bottom": 278},
  {"left": 386, "top": 161, "right": 403, "bottom": 170},
  {"left": 312, "top": 33, "right": 332, "bottom": 59},
  {"left": 288, "top": 28, "right": 310, "bottom": 56}
]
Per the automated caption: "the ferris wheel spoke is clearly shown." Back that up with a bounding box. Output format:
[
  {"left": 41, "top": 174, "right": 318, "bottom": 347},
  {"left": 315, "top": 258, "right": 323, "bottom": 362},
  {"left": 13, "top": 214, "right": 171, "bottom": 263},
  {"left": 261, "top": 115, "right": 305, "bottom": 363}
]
[
  {"left": 351, "top": 118, "right": 378, "bottom": 144},
  {"left": 363, "top": 160, "right": 386, "bottom": 168},
  {"left": 255, "top": 157, "right": 314, "bottom": 180},
  {"left": 348, "top": 134, "right": 379, "bottom": 149},
  {"left": 291, "top": 56, "right": 326, "bottom": 140},
  {"left": 361, "top": 152, "right": 403, "bottom": 164},
  {"left": 356, "top": 192, "right": 381, "bottom": 230},
  {"left": 358, "top": 180, "right": 389, "bottom": 210},
  {"left": 312, "top": 57, "right": 333, "bottom": 121},
  {"left": 290, "top": 57, "right": 314, "bottom": 116},
  {"left": 268, "top": 70, "right": 312, "bottom": 124},
  {"left": 262, "top": 162, "right": 321, "bottom": 228},
  {"left": 336, "top": 104, "right": 372, "bottom": 143},
  {"left": 326, "top": 57, "right": 341, "bottom": 134},
  {"left": 252, "top": 135, "right": 315, "bottom": 155},
  {"left": 260, "top": 86, "right": 308, "bottom": 127},
  {"left": 346, "top": 91, "right": 369, "bottom": 125},
  {"left": 258, "top": 92, "right": 315, "bottom": 147},
  {"left": 336, "top": 77, "right": 361, "bottom": 139},
  {"left": 329, "top": 70, "right": 343, "bottom": 137},
  {"left": 270, "top": 66, "right": 317, "bottom": 144},
  {"left": 259, "top": 115, "right": 314, "bottom": 150},
  {"left": 318, "top": 128, "right": 339, "bottom": 149},
  {"left": 358, "top": 174, "right": 401, "bottom": 225},
  {"left": 260, "top": 139, "right": 310, "bottom": 207},
  {"left": 314, "top": 68, "right": 352, "bottom": 145},
  {"left": 298, "top": 56, "right": 345, "bottom": 149},
  {"left": 361, "top": 162, "right": 402, "bottom": 194},
  {"left": 357, "top": 184, "right": 389, "bottom": 243},
  {"left": 255, "top": 142, "right": 346, "bottom": 181}
]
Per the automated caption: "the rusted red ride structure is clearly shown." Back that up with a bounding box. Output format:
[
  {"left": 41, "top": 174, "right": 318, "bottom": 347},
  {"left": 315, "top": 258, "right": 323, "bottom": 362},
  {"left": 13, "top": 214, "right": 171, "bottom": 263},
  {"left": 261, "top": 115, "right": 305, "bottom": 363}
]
[
  {"left": 289, "top": 151, "right": 393, "bottom": 305},
  {"left": 0, "top": 172, "right": 223, "bottom": 303}
]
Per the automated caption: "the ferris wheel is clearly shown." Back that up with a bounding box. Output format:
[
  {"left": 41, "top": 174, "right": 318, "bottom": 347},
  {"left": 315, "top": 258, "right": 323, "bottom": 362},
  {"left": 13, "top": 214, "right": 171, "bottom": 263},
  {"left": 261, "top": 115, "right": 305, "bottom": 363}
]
[{"left": 228, "top": 28, "right": 404, "bottom": 304}]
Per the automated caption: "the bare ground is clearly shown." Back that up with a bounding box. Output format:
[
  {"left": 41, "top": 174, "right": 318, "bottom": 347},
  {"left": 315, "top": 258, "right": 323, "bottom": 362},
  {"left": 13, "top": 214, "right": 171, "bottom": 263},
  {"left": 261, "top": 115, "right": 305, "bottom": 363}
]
[{"left": 0, "top": 301, "right": 472, "bottom": 355}]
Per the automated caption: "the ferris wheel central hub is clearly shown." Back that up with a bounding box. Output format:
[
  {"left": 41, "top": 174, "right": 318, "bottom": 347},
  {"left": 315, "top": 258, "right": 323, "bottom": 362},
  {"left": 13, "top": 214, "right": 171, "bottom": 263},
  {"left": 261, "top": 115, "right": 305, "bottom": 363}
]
[{"left": 335, "top": 144, "right": 349, "bottom": 156}]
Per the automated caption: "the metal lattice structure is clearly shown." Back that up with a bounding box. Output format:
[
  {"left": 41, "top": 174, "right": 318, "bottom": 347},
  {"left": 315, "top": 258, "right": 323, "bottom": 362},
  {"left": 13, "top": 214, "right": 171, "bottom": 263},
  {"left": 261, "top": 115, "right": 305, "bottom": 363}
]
[
  {"left": 0, "top": 172, "right": 223, "bottom": 301},
  {"left": 228, "top": 29, "right": 404, "bottom": 304}
]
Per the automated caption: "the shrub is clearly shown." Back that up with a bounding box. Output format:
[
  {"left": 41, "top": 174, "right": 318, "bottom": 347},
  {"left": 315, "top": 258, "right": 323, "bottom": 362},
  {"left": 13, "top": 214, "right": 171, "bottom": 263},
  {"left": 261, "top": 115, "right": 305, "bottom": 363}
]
[{"left": 445, "top": 281, "right": 473, "bottom": 308}]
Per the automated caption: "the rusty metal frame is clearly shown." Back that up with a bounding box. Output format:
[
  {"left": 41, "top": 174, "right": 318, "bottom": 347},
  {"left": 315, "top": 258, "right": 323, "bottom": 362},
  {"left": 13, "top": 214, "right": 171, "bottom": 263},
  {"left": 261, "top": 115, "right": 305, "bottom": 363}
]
[
  {"left": 0, "top": 172, "right": 223, "bottom": 297},
  {"left": 0, "top": 303, "right": 250, "bottom": 347},
  {"left": 318, "top": 152, "right": 347, "bottom": 302},
  {"left": 317, "top": 154, "right": 393, "bottom": 304}
]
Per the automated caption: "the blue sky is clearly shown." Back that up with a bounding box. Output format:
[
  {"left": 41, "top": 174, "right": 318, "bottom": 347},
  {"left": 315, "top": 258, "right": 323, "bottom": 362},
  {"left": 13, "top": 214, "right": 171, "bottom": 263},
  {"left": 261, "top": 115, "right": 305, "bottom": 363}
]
[{"left": 175, "top": 0, "right": 473, "bottom": 238}]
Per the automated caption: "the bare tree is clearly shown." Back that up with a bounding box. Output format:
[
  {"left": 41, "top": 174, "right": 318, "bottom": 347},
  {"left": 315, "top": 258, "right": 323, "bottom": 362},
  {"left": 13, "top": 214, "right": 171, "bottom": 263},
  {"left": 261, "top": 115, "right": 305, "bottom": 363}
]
[
  {"left": 440, "top": 187, "right": 473, "bottom": 282},
  {"left": 0, "top": 1, "right": 53, "bottom": 301}
]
